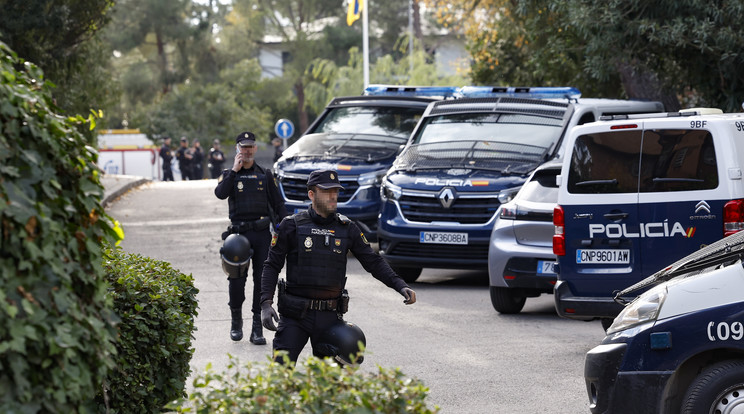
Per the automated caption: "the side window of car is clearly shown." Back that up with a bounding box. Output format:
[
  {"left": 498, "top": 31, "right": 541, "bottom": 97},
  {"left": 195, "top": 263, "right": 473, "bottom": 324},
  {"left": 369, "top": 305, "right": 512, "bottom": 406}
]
[
  {"left": 638, "top": 129, "right": 718, "bottom": 192},
  {"left": 567, "top": 130, "right": 643, "bottom": 194}
]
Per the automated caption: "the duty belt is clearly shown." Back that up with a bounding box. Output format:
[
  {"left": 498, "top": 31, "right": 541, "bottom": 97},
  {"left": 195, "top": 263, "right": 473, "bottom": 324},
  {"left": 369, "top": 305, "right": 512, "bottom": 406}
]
[
  {"left": 229, "top": 217, "right": 270, "bottom": 233},
  {"left": 307, "top": 298, "right": 339, "bottom": 312}
]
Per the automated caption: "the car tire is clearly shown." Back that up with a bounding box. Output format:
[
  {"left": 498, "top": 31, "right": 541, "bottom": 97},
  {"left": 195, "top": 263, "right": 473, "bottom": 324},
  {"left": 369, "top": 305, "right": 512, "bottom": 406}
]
[
  {"left": 391, "top": 266, "right": 422, "bottom": 283},
  {"left": 489, "top": 286, "right": 526, "bottom": 314},
  {"left": 681, "top": 360, "right": 744, "bottom": 414}
]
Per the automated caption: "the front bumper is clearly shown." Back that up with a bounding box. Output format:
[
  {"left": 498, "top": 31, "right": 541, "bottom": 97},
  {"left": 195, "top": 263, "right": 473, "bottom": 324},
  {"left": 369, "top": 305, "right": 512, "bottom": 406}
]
[
  {"left": 554, "top": 280, "right": 625, "bottom": 319},
  {"left": 585, "top": 343, "right": 672, "bottom": 413}
]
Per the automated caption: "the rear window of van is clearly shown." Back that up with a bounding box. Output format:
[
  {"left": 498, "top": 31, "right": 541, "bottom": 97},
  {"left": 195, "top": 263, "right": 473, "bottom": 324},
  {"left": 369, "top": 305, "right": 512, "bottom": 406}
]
[{"left": 568, "top": 129, "right": 718, "bottom": 194}]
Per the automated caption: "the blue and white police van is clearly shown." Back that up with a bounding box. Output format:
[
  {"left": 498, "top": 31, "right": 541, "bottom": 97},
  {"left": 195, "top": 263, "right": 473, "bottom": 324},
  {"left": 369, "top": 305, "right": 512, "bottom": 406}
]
[
  {"left": 585, "top": 228, "right": 744, "bottom": 413},
  {"left": 378, "top": 86, "right": 663, "bottom": 282},
  {"left": 273, "top": 85, "right": 457, "bottom": 240},
  {"left": 553, "top": 109, "right": 744, "bottom": 328}
]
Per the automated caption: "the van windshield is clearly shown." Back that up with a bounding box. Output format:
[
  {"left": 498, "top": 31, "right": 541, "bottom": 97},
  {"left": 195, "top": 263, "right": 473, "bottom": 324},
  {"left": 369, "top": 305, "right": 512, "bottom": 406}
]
[
  {"left": 285, "top": 132, "right": 404, "bottom": 161},
  {"left": 311, "top": 106, "right": 423, "bottom": 139},
  {"left": 396, "top": 113, "right": 563, "bottom": 173}
]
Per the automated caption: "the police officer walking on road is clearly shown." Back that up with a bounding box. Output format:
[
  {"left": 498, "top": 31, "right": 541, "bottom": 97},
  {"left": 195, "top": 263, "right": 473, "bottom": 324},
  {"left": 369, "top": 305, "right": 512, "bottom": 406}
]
[
  {"left": 215, "top": 131, "right": 288, "bottom": 344},
  {"left": 260, "top": 170, "right": 416, "bottom": 364},
  {"left": 208, "top": 139, "right": 225, "bottom": 179}
]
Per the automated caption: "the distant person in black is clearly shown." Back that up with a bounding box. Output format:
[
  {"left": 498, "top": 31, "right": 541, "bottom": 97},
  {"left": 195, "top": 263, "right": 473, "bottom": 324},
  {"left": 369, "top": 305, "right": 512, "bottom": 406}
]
[
  {"left": 260, "top": 170, "right": 416, "bottom": 363},
  {"left": 215, "top": 131, "right": 288, "bottom": 344},
  {"left": 272, "top": 137, "right": 283, "bottom": 162},
  {"left": 191, "top": 139, "right": 204, "bottom": 180},
  {"left": 176, "top": 137, "right": 193, "bottom": 180},
  {"left": 159, "top": 136, "right": 174, "bottom": 181},
  {"left": 208, "top": 139, "right": 225, "bottom": 179}
]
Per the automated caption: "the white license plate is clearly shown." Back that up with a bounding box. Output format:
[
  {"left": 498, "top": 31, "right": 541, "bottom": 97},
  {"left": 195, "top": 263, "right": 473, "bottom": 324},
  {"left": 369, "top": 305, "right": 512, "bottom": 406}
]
[
  {"left": 419, "top": 231, "right": 468, "bottom": 245},
  {"left": 576, "top": 249, "right": 630, "bottom": 264},
  {"left": 536, "top": 260, "right": 558, "bottom": 275}
]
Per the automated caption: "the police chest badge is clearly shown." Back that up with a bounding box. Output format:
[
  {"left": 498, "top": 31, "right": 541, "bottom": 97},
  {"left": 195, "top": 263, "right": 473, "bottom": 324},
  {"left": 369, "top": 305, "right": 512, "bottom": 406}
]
[
  {"left": 237, "top": 181, "right": 244, "bottom": 191},
  {"left": 304, "top": 236, "right": 313, "bottom": 249}
]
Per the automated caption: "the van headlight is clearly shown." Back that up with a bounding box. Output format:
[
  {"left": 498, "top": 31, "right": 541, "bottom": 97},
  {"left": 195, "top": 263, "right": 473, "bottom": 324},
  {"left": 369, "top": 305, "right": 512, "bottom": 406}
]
[
  {"left": 606, "top": 285, "right": 667, "bottom": 334},
  {"left": 358, "top": 170, "right": 387, "bottom": 186},
  {"left": 381, "top": 181, "right": 402, "bottom": 201}
]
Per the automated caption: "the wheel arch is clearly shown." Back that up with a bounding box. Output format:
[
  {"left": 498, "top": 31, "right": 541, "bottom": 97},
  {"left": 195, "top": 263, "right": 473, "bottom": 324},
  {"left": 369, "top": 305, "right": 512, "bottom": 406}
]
[{"left": 660, "top": 348, "right": 744, "bottom": 414}]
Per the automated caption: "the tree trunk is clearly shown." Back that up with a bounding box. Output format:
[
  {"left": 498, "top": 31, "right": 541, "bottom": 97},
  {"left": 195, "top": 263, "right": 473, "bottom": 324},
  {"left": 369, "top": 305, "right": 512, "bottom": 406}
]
[
  {"left": 616, "top": 60, "right": 680, "bottom": 111},
  {"left": 413, "top": 1, "right": 423, "bottom": 44},
  {"left": 155, "top": 28, "right": 170, "bottom": 94},
  {"left": 295, "top": 80, "right": 309, "bottom": 133}
]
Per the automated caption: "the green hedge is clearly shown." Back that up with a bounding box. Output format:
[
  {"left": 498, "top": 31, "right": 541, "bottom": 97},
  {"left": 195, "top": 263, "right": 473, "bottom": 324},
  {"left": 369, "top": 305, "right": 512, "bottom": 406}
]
[
  {"left": 99, "top": 247, "right": 199, "bottom": 413},
  {"left": 0, "top": 41, "right": 118, "bottom": 412},
  {"left": 171, "top": 355, "right": 439, "bottom": 413}
]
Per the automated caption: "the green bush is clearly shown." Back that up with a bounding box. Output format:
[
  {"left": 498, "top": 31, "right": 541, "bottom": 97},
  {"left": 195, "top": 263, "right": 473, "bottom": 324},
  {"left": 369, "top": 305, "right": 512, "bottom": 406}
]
[
  {"left": 171, "top": 355, "right": 439, "bottom": 413},
  {"left": 99, "top": 246, "right": 199, "bottom": 413},
  {"left": 0, "top": 41, "right": 118, "bottom": 412}
]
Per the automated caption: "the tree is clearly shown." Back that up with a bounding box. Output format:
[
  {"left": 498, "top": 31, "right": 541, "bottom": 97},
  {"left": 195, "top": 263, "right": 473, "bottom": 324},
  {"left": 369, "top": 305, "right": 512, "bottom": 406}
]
[
  {"left": 427, "top": 0, "right": 744, "bottom": 111},
  {"left": 0, "top": 0, "right": 117, "bottom": 117}
]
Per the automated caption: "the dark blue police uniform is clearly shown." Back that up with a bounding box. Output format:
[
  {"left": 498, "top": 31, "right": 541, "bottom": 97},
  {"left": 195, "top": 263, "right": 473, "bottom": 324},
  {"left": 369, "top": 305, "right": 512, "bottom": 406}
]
[
  {"left": 215, "top": 131, "right": 288, "bottom": 344},
  {"left": 260, "top": 170, "right": 411, "bottom": 363}
]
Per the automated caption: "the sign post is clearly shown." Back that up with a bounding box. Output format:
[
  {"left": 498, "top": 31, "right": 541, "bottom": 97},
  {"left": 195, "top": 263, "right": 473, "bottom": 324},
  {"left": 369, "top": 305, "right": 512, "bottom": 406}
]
[{"left": 274, "top": 118, "right": 295, "bottom": 150}]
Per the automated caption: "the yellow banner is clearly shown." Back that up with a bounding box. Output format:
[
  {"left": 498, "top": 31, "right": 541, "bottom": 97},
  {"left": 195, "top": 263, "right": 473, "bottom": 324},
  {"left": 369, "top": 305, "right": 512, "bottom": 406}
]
[{"left": 347, "top": 0, "right": 363, "bottom": 26}]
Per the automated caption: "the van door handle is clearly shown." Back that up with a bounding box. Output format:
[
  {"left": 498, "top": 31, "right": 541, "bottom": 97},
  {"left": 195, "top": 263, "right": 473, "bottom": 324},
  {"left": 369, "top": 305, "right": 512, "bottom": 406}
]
[{"left": 604, "top": 212, "right": 629, "bottom": 220}]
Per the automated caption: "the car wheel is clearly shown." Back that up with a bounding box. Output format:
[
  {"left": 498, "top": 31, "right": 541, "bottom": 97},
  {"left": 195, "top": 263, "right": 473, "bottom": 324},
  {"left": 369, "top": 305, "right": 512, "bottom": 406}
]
[
  {"left": 489, "top": 286, "right": 526, "bottom": 314},
  {"left": 681, "top": 360, "right": 744, "bottom": 414},
  {"left": 391, "top": 266, "right": 422, "bottom": 283}
]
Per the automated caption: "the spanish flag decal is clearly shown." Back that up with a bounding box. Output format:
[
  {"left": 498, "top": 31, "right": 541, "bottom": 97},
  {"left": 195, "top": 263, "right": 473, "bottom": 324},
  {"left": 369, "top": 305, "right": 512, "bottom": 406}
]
[
  {"left": 337, "top": 164, "right": 352, "bottom": 171},
  {"left": 471, "top": 180, "right": 489, "bottom": 186}
]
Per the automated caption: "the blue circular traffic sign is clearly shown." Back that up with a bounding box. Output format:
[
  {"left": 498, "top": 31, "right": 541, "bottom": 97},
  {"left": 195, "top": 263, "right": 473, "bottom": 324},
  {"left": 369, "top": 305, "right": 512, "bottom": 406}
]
[{"left": 274, "top": 119, "right": 295, "bottom": 139}]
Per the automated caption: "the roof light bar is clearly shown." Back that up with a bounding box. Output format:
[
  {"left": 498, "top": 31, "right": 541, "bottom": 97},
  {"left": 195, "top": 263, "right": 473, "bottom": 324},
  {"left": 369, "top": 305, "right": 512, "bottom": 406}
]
[
  {"left": 363, "top": 84, "right": 460, "bottom": 98},
  {"left": 457, "top": 86, "right": 581, "bottom": 100}
]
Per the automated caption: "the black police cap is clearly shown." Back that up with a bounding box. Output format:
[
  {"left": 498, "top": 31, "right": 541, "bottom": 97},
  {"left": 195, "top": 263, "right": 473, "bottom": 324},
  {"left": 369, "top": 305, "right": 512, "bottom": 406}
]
[
  {"left": 307, "top": 170, "right": 344, "bottom": 189},
  {"left": 236, "top": 131, "right": 256, "bottom": 146}
]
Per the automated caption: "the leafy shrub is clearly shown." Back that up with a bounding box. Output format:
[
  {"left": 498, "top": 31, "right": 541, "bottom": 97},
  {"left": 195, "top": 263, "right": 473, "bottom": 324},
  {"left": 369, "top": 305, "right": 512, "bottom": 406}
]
[
  {"left": 171, "top": 355, "right": 439, "bottom": 413},
  {"left": 99, "top": 246, "right": 199, "bottom": 413},
  {"left": 0, "top": 41, "right": 118, "bottom": 412}
]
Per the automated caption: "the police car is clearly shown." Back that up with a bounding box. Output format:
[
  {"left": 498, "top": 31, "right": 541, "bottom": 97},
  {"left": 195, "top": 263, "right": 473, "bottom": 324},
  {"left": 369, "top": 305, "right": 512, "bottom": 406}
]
[
  {"left": 274, "top": 85, "right": 457, "bottom": 240},
  {"left": 553, "top": 109, "right": 744, "bottom": 327},
  {"left": 585, "top": 228, "right": 744, "bottom": 413},
  {"left": 378, "top": 86, "right": 663, "bottom": 282}
]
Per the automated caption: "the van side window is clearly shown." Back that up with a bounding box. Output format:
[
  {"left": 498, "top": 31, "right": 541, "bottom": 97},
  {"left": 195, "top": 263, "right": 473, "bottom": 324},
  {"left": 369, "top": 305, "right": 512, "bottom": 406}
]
[
  {"left": 567, "top": 131, "right": 643, "bottom": 194},
  {"left": 639, "top": 130, "right": 718, "bottom": 192}
]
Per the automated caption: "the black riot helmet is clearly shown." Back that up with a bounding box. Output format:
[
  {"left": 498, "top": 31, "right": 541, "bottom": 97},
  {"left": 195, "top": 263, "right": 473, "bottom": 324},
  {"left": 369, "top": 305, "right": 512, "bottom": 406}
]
[
  {"left": 313, "top": 321, "right": 366, "bottom": 365},
  {"left": 220, "top": 234, "right": 252, "bottom": 278}
]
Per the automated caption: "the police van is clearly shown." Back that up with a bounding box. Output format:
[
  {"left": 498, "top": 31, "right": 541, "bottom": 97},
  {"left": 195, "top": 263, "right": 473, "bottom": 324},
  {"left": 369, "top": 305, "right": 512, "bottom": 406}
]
[
  {"left": 553, "top": 109, "right": 744, "bottom": 327},
  {"left": 584, "top": 228, "right": 744, "bottom": 413},
  {"left": 377, "top": 87, "right": 663, "bottom": 282},
  {"left": 273, "top": 85, "right": 457, "bottom": 240}
]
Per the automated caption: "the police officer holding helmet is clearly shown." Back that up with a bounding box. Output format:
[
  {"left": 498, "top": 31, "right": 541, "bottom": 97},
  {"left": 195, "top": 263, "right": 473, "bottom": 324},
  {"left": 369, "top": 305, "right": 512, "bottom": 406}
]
[
  {"left": 260, "top": 169, "right": 416, "bottom": 364},
  {"left": 215, "top": 131, "right": 288, "bottom": 344}
]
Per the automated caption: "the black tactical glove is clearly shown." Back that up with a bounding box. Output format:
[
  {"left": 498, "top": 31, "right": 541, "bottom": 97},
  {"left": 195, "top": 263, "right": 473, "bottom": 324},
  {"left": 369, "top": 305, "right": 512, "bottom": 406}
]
[
  {"left": 400, "top": 287, "right": 416, "bottom": 305},
  {"left": 261, "top": 301, "right": 279, "bottom": 331}
]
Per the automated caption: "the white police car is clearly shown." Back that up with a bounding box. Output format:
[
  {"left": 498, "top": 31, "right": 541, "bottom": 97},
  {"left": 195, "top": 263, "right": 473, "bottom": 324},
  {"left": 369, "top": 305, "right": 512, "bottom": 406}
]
[
  {"left": 585, "top": 227, "right": 744, "bottom": 413},
  {"left": 553, "top": 109, "right": 744, "bottom": 327}
]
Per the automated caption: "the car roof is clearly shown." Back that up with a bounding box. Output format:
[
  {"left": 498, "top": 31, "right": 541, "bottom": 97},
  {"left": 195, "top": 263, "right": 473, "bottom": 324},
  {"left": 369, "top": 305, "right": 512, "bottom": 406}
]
[{"left": 326, "top": 95, "right": 438, "bottom": 108}]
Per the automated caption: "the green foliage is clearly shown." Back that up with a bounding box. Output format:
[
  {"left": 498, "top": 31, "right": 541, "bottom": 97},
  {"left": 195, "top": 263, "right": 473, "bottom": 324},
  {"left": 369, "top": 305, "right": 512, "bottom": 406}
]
[
  {"left": 0, "top": 41, "right": 118, "bottom": 412},
  {"left": 171, "top": 355, "right": 439, "bottom": 413},
  {"left": 0, "top": 0, "right": 117, "bottom": 117},
  {"left": 99, "top": 246, "right": 199, "bottom": 413}
]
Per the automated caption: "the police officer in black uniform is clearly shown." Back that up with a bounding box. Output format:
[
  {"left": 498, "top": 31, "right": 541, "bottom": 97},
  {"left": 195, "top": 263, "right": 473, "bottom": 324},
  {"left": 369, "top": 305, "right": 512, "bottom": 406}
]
[
  {"left": 208, "top": 139, "right": 225, "bottom": 179},
  {"left": 260, "top": 169, "right": 416, "bottom": 363},
  {"left": 159, "top": 136, "right": 174, "bottom": 181},
  {"left": 215, "top": 131, "right": 288, "bottom": 344}
]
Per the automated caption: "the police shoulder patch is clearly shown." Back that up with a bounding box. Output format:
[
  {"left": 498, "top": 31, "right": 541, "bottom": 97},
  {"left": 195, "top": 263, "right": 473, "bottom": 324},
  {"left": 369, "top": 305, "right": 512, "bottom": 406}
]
[{"left": 271, "top": 233, "right": 278, "bottom": 247}]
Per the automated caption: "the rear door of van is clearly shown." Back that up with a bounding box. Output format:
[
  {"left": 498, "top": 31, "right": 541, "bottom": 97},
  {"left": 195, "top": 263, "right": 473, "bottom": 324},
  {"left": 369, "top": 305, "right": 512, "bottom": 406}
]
[
  {"left": 560, "top": 125, "right": 644, "bottom": 298},
  {"left": 636, "top": 120, "right": 724, "bottom": 276}
]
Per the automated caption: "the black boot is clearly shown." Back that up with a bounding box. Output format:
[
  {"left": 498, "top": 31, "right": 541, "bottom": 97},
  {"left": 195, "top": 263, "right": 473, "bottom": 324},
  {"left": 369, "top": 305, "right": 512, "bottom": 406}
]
[
  {"left": 249, "top": 313, "right": 266, "bottom": 345},
  {"left": 230, "top": 308, "right": 243, "bottom": 341}
]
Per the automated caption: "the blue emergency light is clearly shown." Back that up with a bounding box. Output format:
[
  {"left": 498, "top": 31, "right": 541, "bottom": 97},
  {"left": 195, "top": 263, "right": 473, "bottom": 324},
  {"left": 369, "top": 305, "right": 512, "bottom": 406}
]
[
  {"left": 363, "top": 84, "right": 460, "bottom": 98},
  {"left": 457, "top": 86, "right": 581, "bottom": 100}
]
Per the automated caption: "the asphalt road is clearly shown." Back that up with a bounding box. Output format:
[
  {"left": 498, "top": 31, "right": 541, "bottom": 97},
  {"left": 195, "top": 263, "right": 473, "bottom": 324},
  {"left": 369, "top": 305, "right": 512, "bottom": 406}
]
[{"left": 106, "top": 179, "right": 606, "bottom": 413}]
